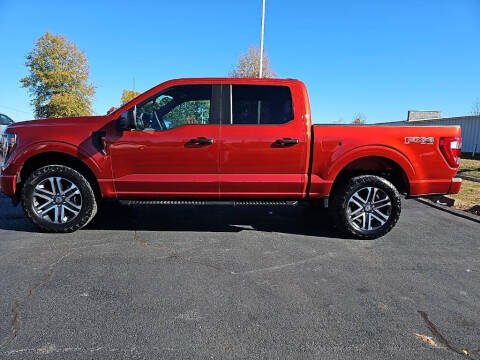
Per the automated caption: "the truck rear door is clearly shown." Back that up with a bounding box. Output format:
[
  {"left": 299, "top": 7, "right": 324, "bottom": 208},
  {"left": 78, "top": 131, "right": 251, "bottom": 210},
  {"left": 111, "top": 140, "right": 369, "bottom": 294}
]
[{"left": 219, "top": 83, "right": 308, "bottom": 198}]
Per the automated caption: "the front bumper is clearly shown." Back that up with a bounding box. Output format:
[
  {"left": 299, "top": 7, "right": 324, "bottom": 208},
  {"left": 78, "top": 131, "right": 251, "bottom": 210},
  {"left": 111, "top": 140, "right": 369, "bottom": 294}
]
[{"left": 0, "top": 174, "right": 16, "bottom": 197}]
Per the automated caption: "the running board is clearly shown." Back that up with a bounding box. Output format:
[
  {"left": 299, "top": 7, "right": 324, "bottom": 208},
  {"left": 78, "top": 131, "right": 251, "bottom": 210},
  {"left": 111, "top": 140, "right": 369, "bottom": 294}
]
[{"left": 119, "top": 200, "right": 299, "bottom": 206}]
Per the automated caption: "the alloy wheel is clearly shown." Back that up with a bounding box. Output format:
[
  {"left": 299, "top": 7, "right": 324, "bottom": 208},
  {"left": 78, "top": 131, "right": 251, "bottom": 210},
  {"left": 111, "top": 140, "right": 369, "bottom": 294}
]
[
  {"left": 32, "top": 177, "right": 83, "bottom": 224},
  {"left": 347, "top": 186, "right": 392, "bottom": 232}
]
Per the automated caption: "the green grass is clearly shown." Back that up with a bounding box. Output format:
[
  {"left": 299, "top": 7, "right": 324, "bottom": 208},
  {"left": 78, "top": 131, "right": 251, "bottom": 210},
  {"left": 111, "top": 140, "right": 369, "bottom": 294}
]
[
  {"left": 445, "top": 180, "right": 480, "bottom": 215},
  {"left": 458, "top": 158, "right": 480, "bottom": 178},
  {"left": 425, "top": 158, "right": 480, "bottom": 215}
]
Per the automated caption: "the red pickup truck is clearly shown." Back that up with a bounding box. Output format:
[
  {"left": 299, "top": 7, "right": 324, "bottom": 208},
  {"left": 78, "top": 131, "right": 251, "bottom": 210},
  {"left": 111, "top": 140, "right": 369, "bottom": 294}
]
[{"left": 0, "top": 78, "right": 462, "bottom": 238}]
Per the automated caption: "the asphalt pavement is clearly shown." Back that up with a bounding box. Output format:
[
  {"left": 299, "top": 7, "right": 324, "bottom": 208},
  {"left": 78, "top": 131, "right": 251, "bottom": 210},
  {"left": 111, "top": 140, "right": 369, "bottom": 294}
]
[{"left": 0, "top": 194, "right": 479, "bottom": 359}]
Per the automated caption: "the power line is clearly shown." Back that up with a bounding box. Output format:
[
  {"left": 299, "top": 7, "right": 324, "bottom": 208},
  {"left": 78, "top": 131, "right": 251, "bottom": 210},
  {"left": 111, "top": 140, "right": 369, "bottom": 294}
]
[{"left": 0, "top": 104, "right": 31, "bottom": 115}]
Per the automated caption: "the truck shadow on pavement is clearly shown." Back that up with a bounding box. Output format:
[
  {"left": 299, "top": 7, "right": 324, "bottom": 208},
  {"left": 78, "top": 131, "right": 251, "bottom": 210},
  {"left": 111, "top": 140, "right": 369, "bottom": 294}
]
[
  {"left": 0, "top": 194, "right": 346, "bottom": 239},
  {"left": 85, "top": 203, "right": 346, "bottom": 239}
]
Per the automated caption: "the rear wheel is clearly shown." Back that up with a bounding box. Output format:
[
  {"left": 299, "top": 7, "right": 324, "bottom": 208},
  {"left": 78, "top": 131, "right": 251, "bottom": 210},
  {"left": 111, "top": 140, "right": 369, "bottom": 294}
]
[
  {"left": 21, "top": 165, "right": 97, "bottom": 232},
  {"left": 330, "top": 175, "right": 401, "bottom": 239}
]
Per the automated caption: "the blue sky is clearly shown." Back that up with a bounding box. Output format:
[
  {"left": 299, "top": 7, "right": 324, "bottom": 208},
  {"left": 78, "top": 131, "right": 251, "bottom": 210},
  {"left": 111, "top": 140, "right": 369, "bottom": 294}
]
[{"left": 0, "top": 0, "right": 479, "bottom": 123}]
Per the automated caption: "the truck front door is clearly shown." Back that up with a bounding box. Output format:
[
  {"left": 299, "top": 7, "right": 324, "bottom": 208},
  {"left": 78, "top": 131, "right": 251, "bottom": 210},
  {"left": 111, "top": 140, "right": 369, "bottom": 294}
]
[{"left": 108, "top": 84, "right": 221, "bottom": 198}]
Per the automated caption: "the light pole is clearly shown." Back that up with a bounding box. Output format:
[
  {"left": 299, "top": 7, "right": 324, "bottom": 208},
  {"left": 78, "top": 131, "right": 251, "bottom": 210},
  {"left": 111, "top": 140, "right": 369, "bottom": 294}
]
[{"left": 259, "top": 0, "right": 266, "bottom": 78}]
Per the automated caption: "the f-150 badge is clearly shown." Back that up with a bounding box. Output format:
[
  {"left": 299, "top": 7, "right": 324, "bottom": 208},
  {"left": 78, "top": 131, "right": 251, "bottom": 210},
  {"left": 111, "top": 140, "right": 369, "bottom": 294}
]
[{"left": 404, "top": 136, "right": 434, "bottom": 144}]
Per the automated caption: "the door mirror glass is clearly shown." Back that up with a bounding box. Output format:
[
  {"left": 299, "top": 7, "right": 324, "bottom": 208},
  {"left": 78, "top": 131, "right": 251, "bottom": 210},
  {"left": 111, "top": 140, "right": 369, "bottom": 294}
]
[{"left": 117, "top": 106, "right": 136, "bottom": 131}]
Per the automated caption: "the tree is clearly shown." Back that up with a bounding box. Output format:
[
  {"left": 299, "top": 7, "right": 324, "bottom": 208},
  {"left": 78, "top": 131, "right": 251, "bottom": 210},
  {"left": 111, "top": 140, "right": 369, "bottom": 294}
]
[
  {"left": 352, "top": 113, "right": 366, "bottom": 125},
  {"left": 229, "top": 46, "right": 276, "bottom": 78},
  {"left": 164, "top": 100, "right": 210, "bottom": 127},
  {"left": 121, "top": 89, "right": 141, "bottom": 105},
  {"left": 20, "top": 32, "right": 95, "bottom": 119},
  {"left": 472, "top": 98, "right": 480, "bottom": 116}
]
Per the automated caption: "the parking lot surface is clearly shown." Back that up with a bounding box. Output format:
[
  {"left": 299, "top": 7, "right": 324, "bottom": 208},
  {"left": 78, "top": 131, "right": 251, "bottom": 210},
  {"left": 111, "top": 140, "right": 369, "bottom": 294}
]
[{"left": 0, "top": 195, "right": 479, "bottom": 359}]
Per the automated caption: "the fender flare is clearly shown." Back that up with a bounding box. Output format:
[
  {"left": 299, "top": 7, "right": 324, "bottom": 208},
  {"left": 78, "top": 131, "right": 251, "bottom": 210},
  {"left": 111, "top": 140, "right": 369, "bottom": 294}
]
[
  {"left": 11, "top": 140, "right": 102, "bottom": 179},
  {"left": 326, "top": 145, "right": 416, "bottom": 183}
]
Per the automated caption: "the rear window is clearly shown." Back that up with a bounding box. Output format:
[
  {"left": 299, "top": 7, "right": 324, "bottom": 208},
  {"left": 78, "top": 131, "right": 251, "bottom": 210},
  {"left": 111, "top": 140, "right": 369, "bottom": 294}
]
[{"left": 230, "top": 85, "right": 293, "bottom": 125}]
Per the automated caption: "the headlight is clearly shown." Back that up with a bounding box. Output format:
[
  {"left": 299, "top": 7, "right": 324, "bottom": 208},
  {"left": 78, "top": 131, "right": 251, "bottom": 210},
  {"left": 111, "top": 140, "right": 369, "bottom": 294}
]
[{"left": 1, "top": 130, "right": 17, "bottom": 169}]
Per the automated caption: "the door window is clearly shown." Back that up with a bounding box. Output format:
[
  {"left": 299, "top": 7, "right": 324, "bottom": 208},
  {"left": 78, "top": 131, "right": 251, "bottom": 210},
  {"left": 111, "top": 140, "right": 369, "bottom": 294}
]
[
  {"left": 0, "top": 114, "right": 12, "bottom": 125},
  {"left": 227, "top": 85, "right": 293, "bottom": 125},
  {"left": 135, "top": 85, "right": 212, "bottom": 131}
]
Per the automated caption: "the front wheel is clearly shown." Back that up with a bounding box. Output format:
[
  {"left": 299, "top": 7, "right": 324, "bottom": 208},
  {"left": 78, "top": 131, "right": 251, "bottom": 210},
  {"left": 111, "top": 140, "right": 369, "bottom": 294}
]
[
  {"left": 330, "top": 175, "right": 401, "bottom": 239},
  {"left": 21, "top": 165, "right": 98, "bottom": 232}
]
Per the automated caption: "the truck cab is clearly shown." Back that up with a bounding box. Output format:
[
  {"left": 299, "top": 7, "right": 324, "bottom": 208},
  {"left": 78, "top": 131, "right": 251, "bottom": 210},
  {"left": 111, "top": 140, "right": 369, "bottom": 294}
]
[{"left": 109, "top": 79, "right": 310, "bottom": 199}]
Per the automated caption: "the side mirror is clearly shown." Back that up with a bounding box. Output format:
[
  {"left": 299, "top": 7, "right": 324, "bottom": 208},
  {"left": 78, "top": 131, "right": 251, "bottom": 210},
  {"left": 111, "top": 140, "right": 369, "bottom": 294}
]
[{"left": 117, "top": 106, "right": 136, "bottom": 131}]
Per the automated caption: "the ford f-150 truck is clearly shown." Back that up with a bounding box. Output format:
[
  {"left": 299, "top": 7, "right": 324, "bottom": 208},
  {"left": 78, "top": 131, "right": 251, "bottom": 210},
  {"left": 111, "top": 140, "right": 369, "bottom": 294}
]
[{"left": 0, "top": 78, "right": 462, "bottom": 238}]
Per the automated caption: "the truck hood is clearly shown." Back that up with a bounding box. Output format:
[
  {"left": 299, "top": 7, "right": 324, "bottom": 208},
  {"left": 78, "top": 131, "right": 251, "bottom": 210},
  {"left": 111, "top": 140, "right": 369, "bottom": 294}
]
[
  {"left": 5, "top": 115, "right": 113, "bottom": 155},
  {"left": 7, "top": 116, "right": 107, "bottom": 131}
]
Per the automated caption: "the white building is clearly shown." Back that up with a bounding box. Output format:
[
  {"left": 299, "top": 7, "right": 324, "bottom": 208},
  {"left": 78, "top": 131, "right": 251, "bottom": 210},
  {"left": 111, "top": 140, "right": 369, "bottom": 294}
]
[{"left": 377, "top": 112, "right": 480, "bottom": 155}]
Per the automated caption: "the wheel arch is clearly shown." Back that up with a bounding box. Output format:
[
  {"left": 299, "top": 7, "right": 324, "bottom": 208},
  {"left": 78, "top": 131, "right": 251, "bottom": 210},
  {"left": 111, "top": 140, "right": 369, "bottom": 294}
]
[
  {"left": 327, "top": 147, "right": 415, "bottom": 195},
  {"left": 16, "top": 151, "right": 102, "bottom": 202}
]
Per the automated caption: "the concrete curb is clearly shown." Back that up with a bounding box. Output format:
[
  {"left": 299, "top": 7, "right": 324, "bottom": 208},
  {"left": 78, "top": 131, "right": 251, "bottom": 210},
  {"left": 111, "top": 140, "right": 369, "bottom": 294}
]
[
  {"left": 415, "top": 198, "right": 480, "bottom": 224},
  {"left": 458, "top": 174, "right": 480, "bottom": 183}
]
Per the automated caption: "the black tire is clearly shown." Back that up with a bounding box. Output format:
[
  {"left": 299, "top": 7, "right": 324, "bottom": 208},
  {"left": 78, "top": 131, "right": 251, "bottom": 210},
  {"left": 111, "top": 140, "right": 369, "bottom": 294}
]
[
  {"left": 330, "top": 175, "right": 401, "bottom": 239},
  {"left": 21, "top": 165, "right": 97, "bottom": 232}
]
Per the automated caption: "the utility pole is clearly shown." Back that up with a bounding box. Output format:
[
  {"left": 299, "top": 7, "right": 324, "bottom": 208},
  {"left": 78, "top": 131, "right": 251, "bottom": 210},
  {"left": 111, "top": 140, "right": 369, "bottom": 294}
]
[{"left": 259, "top": 0, "right": 266, "bottom": 78}]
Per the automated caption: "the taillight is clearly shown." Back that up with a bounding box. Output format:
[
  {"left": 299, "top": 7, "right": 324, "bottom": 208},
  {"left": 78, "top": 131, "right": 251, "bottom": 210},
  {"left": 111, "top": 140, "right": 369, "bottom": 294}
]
[{"left": 439, "top": 136, "right": 462, "bottom": 168}]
